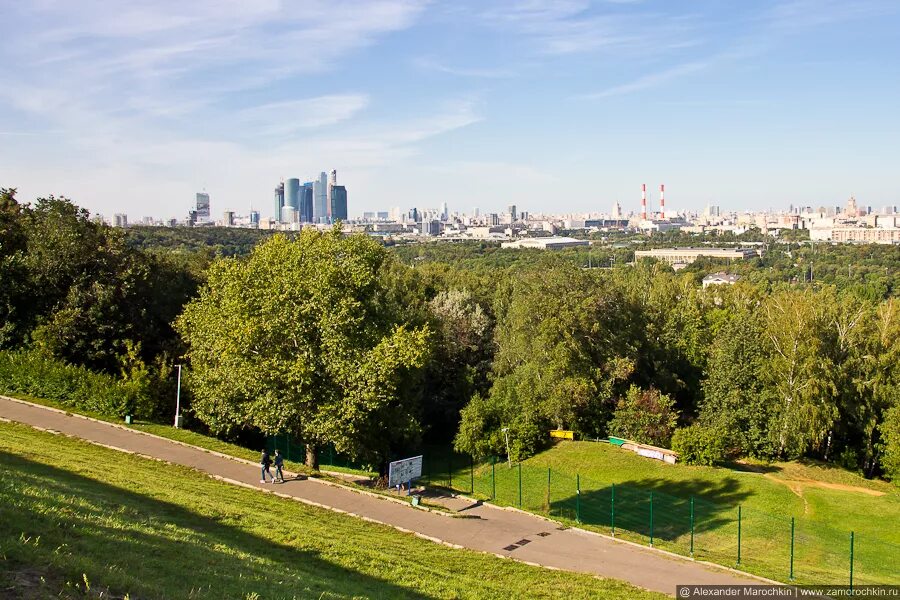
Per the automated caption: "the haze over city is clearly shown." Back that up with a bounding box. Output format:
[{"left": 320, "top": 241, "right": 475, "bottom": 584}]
[{"left": 2, "top": 0, "right": 899, "bottom": 218}]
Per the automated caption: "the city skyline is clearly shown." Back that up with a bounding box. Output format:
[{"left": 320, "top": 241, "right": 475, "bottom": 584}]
[{"left": 2, "top": 1, "right": 900, "bottom": 218}]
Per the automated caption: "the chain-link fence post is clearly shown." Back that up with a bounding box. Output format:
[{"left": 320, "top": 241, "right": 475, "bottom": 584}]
[
  {"left": 491, "top": 457, "right": 496, "bottom": 500},
  {"left": 649, "top": 491, "right": 654, "bottom": 547},
  {"left": 576, "top": 474, "right": 581, "bottom": 524},
  {"left": 850, "top": 531, "right": 855, "bottom": 594},
  {"left": 449, "top": 456, "right": 453, "bottom": 490},
  {"left": 790, "top": 517, "right": 795, "bottom": 581},
  {"left": 547, "top": 468, "right": 551, "bottom": 513},
  {"left": 611, "top": 483, "right": 616, "bottom": 537},
  {"left": 737, "top": 505, "right": 742, "bottom": 566},
  {"left": 470, "top": 456, "right": 474, "bottom": 495},
  {"left": 690, "top": 496, "right": 695, "bottom": 558},
  {"left": 517, "top": 462, "right": 522, "bottom": 508}
]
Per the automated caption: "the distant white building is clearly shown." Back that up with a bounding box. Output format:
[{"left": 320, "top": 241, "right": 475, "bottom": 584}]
[
  {"left": 635, "top": 247, "right": 758, "bottom": 266},
  {"left": 702, "top": 272, "right": 741, "bottom": 288},
  {"left": 501, "top": 236, "right": 589, "bottom": 250}
]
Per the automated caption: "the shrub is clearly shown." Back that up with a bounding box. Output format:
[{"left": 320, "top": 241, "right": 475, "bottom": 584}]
[
  {"left": 879, "top": 405, "right": 900, "bottom": 484},
  {"left": 0, "top": 349, "right": 146, "bottom": 418},
  {"left": 608, "top": 385, "right": 679, "bottom": 447},
  {"left": 672, "top": 424, "right": 728, "bottom": 466}
]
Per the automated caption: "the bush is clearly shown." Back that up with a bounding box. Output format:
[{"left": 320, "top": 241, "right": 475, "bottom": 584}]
[
  {"left": 672, "top": 424, "right": 728, "bottom": 466},
  {"left": 608, "top": 385, "right": 679, "bottom": 447},
  {"left": 0, "top": 349, "right": 146, "bottom": 418},
  {"left": 879, "top": 405, "right": 900, "bottom": 484}
]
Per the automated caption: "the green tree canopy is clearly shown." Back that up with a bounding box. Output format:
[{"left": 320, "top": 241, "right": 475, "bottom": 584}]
[{"left": 177, "top": 229, "right": 431, "bottom": 467}]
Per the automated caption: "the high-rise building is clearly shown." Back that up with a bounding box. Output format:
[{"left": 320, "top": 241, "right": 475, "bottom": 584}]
[
  {"left": 285, "top": 178, "right": 300, "bottom": 214},
  {"left": 300, "top": 183, "right": 314, "bottom": 222},
  {"left": 113, "top": 213, "right": 128, "bottom": 227},
  {"left": 330, "top": 185, "right": 348, "bottom": 222},
  {"left": 250, "top": 210, "right": 260, "bottom": 226},
  {"left": 440, "top": 201, "right": 448, "bottom": 221},
  {"left": 507, "top": 204, "right": 517, "bottom": 222},
  {"left": 473, "top": 207, "right": 480, "bottom": 218},
  {"left": 408, "top": 207, "right": 420, "bottom": 222},
  {"left": 313, "top": 172, "right": 328, "bottom": 222},
  {"left": 223, "top": 211, "right": 234, "bottom": 226},
  {"left": 196, "top": 192, "right": 210, "bottom": 220},
  {"left": 326, "top": 170, "right": 347, "bottom": 222},
  {"left": 327, "top": 170, "right": 337, "bottom": 221},
  {"left": 274, "top": 183, "right": 284, "bottom": 222}
]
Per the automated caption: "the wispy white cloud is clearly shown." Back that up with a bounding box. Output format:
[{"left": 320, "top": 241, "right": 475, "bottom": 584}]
[
  {"left": 1, "top": 0, "right": 428, "bottom": 122},
  {"left": 480, "top": 0, "right": 701, "bottom": 57},
  {"left": 239, "top": 95, "right": 371, "bottom": 134},
  {"left": 412, "top": 56, "right": 516, "bottom": 79},
  {"left": 579, "top": 60, "right": 711, "bottom": 99}
]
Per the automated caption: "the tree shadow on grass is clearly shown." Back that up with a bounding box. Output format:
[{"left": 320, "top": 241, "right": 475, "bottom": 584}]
[
  {"left": 552, "top": 476, "right": 752, "bottom": 544},
  {"left": 0, "top": 451, "right": 432, "bottom": 600}
]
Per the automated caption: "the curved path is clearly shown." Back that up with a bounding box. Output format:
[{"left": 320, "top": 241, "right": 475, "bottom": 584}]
[{"left": 1, "top": 396, "right": 768, "bottom": 595}]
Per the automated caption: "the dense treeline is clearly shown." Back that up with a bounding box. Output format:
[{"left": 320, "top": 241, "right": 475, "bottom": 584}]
[
  {"left": 125, "top": 225, "right": 277, "bottom": 257},
  {"left": 1, "top": 189, "right": 899, "bottom": 481},
  {"left": 0, "top": 189, "right": 200, "bottom": 419}
]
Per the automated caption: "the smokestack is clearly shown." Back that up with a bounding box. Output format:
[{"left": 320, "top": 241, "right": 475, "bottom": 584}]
[
  {"left": 641, "top": 184, "right": 647, "bottom": 220},
  {"left": 660, "top": 184, "right": 665, "bottom": 220}
]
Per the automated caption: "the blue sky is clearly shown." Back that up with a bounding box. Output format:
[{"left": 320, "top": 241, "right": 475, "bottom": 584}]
[{"left": 1, "top": 0, "right": 899, "bottom": 219}]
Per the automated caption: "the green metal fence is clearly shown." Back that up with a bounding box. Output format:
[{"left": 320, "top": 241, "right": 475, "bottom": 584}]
[
  {"left": 266, "top": 435, "right": 899, "bottom": 586},
  {"left": 419, "top": 454, "right": 900, "bottom": 586}
]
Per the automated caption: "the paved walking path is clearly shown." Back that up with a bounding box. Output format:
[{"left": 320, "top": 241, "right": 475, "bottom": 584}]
[{"left": 0, "top": 396, "right": 768, "bottom": 595}]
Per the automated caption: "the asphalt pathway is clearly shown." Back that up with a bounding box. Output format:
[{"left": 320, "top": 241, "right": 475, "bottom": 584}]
[{"left": 0, "top": 395, "right": 768, "bottom": 595}]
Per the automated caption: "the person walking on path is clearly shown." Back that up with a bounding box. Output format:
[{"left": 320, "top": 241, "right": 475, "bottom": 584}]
[
  {"left": 260, "top": 449, "right": 273, "bottom": 483},
  {"left": 273, "top": 449, "right": 285, "bottom": 483}
]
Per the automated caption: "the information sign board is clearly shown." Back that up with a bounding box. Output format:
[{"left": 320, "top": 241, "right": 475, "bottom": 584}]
[{"left": 388, "top": 455, "right": 423, "bottom": 488}]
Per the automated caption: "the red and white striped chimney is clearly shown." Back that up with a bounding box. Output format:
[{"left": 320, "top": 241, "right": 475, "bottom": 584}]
[
  {"left": 659, "top": 184, "right": 665, "bottom": 220},
  {"left": 641, "top": 184, "right": 647, "bottom": 220}
]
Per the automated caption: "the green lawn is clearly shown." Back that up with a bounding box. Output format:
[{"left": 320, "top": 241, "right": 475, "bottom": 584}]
[
  {"left": 1, "top": 393, "right": 376, "bottom": 478},
  {"left": 0, "top": 422, "right": 664, "bottom": 600},
  {"left": 426, "top": 442, "right": 900, "bottom": 586}
]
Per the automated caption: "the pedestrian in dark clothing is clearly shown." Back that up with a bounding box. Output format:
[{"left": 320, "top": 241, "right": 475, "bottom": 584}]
[
  {"left": 260, "top": 449, "right": 273, "bottom": 483},
  {"left": 274, "top": 449, "right": 285, "bottom": 483}
]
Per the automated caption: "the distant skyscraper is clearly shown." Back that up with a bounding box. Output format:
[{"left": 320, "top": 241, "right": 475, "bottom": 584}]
[
  {"left": 274, "top": 183, "right": 284, "bottom": 222},
  {"left": 330, "top": 185, "right": 348, "bottom": 222},
  {"left": 113, "top": 213, "right": 128, "bottom": 227},
  {"left": 285, "top": 178, "right": 300, "bottom": 214},
  {"left": 612, "top": 201, "right": 622, "bottom": 219},
  {"left": 300, "top": 183, "right": 314, "bottom": 222},
  {"left": 507, "top": 204, "right": 517, "bottom": 221},
  {"left": 473, "top": 207, "right": 480, "bottom": 218},
  {"left": 326, "top": 170, "right": 347, "bottom": 222},
  {"left": 408, "top": 207, "right": 420, "bottom": 222},
  {"left": 440, "top": 201, "right": 448, "bottom": 221},
  {"left": 196, "top": 192, "right": 210, "bottom": 220},
  {"left": 313, "top": 172, "right": 328, "bottom": 222},
  {"left": 223, "top": 211, "right": 234, "bottom": 226},
  {"left": 250, "top": 210, "right": 260, "bottom": 226}
]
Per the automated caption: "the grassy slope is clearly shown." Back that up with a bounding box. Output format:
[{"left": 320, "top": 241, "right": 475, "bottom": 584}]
[
  {"left": 0, "top": 422, "right": 663, "bottom": 600},
  {"left": 1, "top": 393, "right": 375, "bottom": 478},
  {"left": 468, "top": 442, "right": 900, "bottom": 585},
  {"left": 525, "top": 442, "right": 899, "bottom": 538}
]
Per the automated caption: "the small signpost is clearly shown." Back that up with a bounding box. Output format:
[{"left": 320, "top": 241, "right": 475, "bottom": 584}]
[{"left": 388, "top": 455, "right": 423, "bottom": 495}]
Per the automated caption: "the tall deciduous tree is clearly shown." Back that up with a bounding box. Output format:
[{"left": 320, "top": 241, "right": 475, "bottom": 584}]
[
  {"left": 762, "top": 290, "right": 838, "bottom": 458},
  {"left": 177, "top": 229, "right": 431, "bottom": 468}
]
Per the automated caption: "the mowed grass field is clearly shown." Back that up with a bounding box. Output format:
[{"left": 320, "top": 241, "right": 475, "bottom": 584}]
[
  {"left": 0, "top": 422, "right": 665, "bottom": 600},
  {"left": 427, "top": 442, "right": 900, "bottom": 586}
]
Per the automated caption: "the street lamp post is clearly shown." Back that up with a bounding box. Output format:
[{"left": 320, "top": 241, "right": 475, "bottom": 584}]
[{"left": 174, "top": 364, "right": 183, "bottom": 428}]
